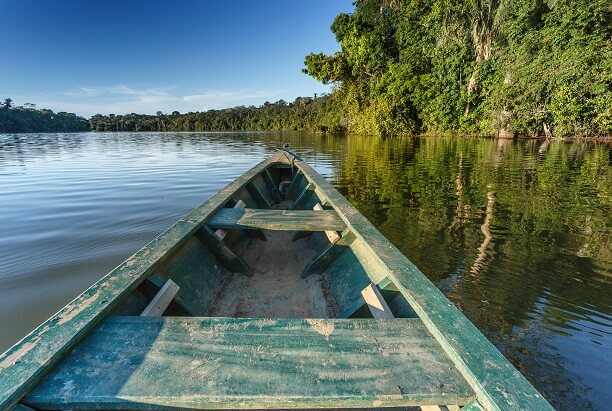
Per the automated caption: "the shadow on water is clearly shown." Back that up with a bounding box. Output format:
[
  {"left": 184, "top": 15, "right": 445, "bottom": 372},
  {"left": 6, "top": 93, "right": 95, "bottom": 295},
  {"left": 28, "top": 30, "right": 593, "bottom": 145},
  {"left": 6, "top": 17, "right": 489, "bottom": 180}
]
[{"left": 0, "top": 131, "right": 610, "bottom": 410}]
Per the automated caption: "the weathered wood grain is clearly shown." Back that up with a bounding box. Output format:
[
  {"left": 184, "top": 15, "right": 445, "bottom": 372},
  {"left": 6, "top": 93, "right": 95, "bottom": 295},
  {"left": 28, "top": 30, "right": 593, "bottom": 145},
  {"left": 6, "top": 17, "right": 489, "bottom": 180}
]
[
  {"left": 208, "top": 208, "right": 347, "bottom": 232},
  {"left": 287, "top": 171, "right": 304, "bottom": 199},
  {"left": 140, "top": 279, "right": 179, "bottom": 317},
  {"left": 145, "top": 274, "right": 192, "bottom": 315},
  {"left": 26, "top": 317, "right": 474, "bottom": 410},
  {"left": 214, "top": 199, "right": 246, "bottom": 240},
  {"left": 245, "top": 181, "right": 272, "bottom": 208},
  {"left": 194, "top": 226, "right": 251, "bottom": 275},
  {"left": 313, "top": 202, "right": 342, "bottom": 243},
  {"left": 361, "top": 284, "right": 394, "bottom": 319},
  {"left": 300, "top": 230, "right": 356, "bottom": 278},
  {"left": 461, "top": 399, "right": 485, "bottom": 410},
  {"left": 290, "top": 182, "right": 316, "bottom": 210}
]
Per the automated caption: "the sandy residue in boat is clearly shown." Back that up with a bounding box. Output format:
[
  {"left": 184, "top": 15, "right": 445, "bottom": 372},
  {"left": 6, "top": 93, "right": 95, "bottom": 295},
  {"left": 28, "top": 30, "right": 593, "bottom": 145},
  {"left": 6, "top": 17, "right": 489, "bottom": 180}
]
[
  {"left": 210, "top": 231, "right": 329, "bottom": 318},
  {"left": 305, "top": 319, "right": 335, "bottom": 338}
]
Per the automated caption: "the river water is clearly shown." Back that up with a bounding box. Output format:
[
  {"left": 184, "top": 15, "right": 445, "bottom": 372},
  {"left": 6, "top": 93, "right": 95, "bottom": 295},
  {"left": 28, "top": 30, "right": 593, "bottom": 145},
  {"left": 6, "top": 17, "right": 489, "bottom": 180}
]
[{"left": 0, "top": 132, "right": 610, "bottom": 409}]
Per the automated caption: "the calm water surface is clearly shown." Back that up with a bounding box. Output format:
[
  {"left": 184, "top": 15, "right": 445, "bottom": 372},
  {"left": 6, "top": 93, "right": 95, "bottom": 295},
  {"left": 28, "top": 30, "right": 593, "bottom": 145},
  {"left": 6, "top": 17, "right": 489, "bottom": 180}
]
[{"left": 0, "top": 132, "right": 610, "bottom": 410}]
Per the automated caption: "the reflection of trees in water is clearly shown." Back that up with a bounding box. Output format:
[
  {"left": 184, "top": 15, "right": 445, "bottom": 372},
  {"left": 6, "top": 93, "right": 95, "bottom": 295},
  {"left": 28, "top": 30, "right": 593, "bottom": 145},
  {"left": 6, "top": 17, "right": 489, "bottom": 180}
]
[
  {"left": 0, "top": 133, "right": 86, "bottom": 167},
  {"left": 334, "top": 135, "right": 611, "bottom": 409},
  {"left": 470, "top": 188, "right": 495, "bottom": 274}
]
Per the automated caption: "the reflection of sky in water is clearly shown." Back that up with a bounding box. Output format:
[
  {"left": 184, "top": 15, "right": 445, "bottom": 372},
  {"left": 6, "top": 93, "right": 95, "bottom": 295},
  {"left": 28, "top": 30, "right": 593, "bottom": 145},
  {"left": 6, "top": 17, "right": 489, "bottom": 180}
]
[{"left": 0, "top": 131, "right": 610, "bottom": 410}]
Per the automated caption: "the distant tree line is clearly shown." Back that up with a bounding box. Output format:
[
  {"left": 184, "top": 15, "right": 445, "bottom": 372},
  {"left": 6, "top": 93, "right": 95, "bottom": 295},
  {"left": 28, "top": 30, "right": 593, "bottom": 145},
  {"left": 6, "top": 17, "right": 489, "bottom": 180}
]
[
  {"left": 89, "top": 95, "right": 346, "bottom": 133},
  {"left": 0, "top": 98, "right": 90, "bottom": 133},
  {"left": 0, "top": 95, "right": 348, "bottom": 134}
]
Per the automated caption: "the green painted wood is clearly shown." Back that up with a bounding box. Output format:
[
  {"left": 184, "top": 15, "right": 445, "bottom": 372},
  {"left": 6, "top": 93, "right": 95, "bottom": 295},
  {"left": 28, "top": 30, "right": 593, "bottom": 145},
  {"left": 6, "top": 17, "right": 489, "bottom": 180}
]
[
  {"left": 377, "top": 276, "right": 399, "bottom": 292},
  {"left": 289, "top": 182, "right": 316, "bottom": 210},
  {"left": 208, "top": 208, "right": 347, "bottom": 232},
  {"left": 0, "top": 153, "right": 289, "bottom": 410},
  {"left": 300, "top": 230, "right": 356, "bottom": 279},
  {"left": 462, "top": 399, "right": 486, "bottom": 410},
  {"left": 194, "top": 226, "right": 251, "bottom": 275},
  {"left": 245, "top": 181, "right": 272, "bottom": 208},
  {"left": 291, "top": 200, "right": 336, "bottom": 242},
  {"left": 287, "top": 172, "right": 304, "bottom": 200},
  {"left": 26, "top": 317, "right": 474, "bottom": 410},
  {"left": 154, "top": 236, "right": 232, "bottom": 314},
  {"left": 145, "top": 274, "right": 193, "bottom": 315},
  {"left": 291, "top": 157, "right": 553, "bottom": 410},
  {"left": 387, "top": 292, "right": 419, "bottom": 318},
  {"left": 337, "top": 299, "right": 366, "bottom": 319},
  {"left": 263, "top": 168, "right": 276, "bottom": 190},
  {"left": 323, "top": 246, "right": 373, "bottom": 314},
  {"left": 11, "top": 404, "right": 36, "bottom": 411}
]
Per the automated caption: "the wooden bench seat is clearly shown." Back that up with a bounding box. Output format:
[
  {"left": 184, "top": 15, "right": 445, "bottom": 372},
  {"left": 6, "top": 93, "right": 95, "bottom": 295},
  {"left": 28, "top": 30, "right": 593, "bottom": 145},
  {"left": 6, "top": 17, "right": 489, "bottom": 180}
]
[
  {"left": 25, "top": 317, "right": 474, "bottom": 410},
  {"left": 207, "top": 208, "right": 347, "bottom": 232}
]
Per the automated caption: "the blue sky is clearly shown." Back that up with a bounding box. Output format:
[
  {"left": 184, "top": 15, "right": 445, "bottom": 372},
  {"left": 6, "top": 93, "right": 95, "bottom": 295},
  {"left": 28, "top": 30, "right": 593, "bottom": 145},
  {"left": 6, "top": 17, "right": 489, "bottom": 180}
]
[{"left": 0, "top": 0, "right": 353, "bottom": 117}]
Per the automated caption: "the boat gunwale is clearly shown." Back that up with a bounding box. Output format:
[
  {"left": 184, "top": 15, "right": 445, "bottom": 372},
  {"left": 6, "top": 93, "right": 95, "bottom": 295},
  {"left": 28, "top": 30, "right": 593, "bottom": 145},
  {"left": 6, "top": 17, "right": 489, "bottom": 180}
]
[
  {"left": 290, "top": 154, "right": 553, "bottom": 411},
  {"left": 0, "top": 153, "right": 288, "bottom": 411}
]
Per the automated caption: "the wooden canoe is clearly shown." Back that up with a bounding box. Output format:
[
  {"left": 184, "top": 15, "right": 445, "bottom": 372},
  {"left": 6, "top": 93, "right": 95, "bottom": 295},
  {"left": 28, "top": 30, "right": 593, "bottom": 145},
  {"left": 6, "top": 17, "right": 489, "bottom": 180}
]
[{"left": 0, "top": 151, "right": 553, "bottom": 411}]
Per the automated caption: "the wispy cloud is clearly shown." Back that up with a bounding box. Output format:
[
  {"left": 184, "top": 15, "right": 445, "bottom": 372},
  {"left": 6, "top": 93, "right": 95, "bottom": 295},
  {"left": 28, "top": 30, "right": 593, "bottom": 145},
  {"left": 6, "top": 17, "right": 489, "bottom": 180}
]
[{"left": 17, "top": 85, "right": 284, "bottom": 117}]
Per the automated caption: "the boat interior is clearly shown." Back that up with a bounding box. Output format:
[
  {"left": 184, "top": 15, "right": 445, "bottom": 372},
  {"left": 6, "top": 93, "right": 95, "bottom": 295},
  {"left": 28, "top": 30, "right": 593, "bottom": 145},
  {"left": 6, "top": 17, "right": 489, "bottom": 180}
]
[
  {"left": 19, "top": 159, "right": 481, "bottom": 410},
  {"left": 111, "top": 162, "right": 418, "bottom": 320}
]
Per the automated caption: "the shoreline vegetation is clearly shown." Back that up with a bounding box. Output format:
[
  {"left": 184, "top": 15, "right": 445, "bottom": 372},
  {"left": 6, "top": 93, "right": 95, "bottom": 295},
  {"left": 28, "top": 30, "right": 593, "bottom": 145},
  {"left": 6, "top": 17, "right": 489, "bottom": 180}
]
[{"left": 1, "top": 0, "right": 610, "bottom": 138}]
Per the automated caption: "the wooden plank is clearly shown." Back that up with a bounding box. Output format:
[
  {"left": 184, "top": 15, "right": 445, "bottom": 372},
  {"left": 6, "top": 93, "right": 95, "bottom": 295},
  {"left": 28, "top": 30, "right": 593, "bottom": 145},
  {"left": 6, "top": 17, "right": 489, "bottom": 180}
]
[
  {"left": 217, "top": 197, "right": 268, "bottom": 241},
  {"left": 246, "top": 181, "right": 272, "bottom": 208},
  {"left": 461, "top": 400, "right": 485, "bottom": 410},
  {"left": 361, "top": 284, "right": 394, "bottom": 319},
  {"left": 145, "top": 275, "right": 192, "bottom": 315},
  {"left": 291, "top": 158, "right": 553, "bottom": 410},
  {"left": 292, "top": 201, "right": 338, "bottom": 242},
  {"left": 313, "top": 202, "right": 341, "bottom": 243},
  {"left": 26, "top": 317, "right": 474, "bottom": 410},
  {"left": 377, "top": 276, "right": 399, "bottom": 291},
  {"left": 263, "top": 168, "right": 276, "bottom": 190},
  {"left": 140, "top": 279, "right": 179, "bottom": 317},
  {"left": 289, "top": 182, "right": 315, "bottom": 210},
  {"left": 208, "top": 208, "right": 346, "bottom": 232},
  {"left": 300, "top": 230, "right": 356, "bottom": 279},
  {"left": 214, "top": 199, "right": 246, "bottom": 240},
  {"left": 337, "top": 299, "right": 366, "bottom": 319},
  {"left": 195, "top": 226, "right": 251, "bottom": 275},
  {"left": 287, "top": 172, "right": 304, "bottom": 199}
]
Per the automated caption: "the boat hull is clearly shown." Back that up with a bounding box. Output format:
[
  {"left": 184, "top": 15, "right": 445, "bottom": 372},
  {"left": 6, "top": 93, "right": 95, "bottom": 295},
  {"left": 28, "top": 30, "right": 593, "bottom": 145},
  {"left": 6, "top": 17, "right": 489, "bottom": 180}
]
[{"left": 0, "top": 151, "right": 552, "bottom": 411}]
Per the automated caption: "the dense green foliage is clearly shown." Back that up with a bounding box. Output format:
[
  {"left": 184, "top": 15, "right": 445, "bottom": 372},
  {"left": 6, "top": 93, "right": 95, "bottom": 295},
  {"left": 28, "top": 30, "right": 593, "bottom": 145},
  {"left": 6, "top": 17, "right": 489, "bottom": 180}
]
[
  {"left": 89, "top": 96, "right": 346, "bottom": 133},
  {"left": 0, "top": 98, "right": 89, "bottom": 133},
  {"left": 304, "top": 0, "right": 611, "bottom": 137}
]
